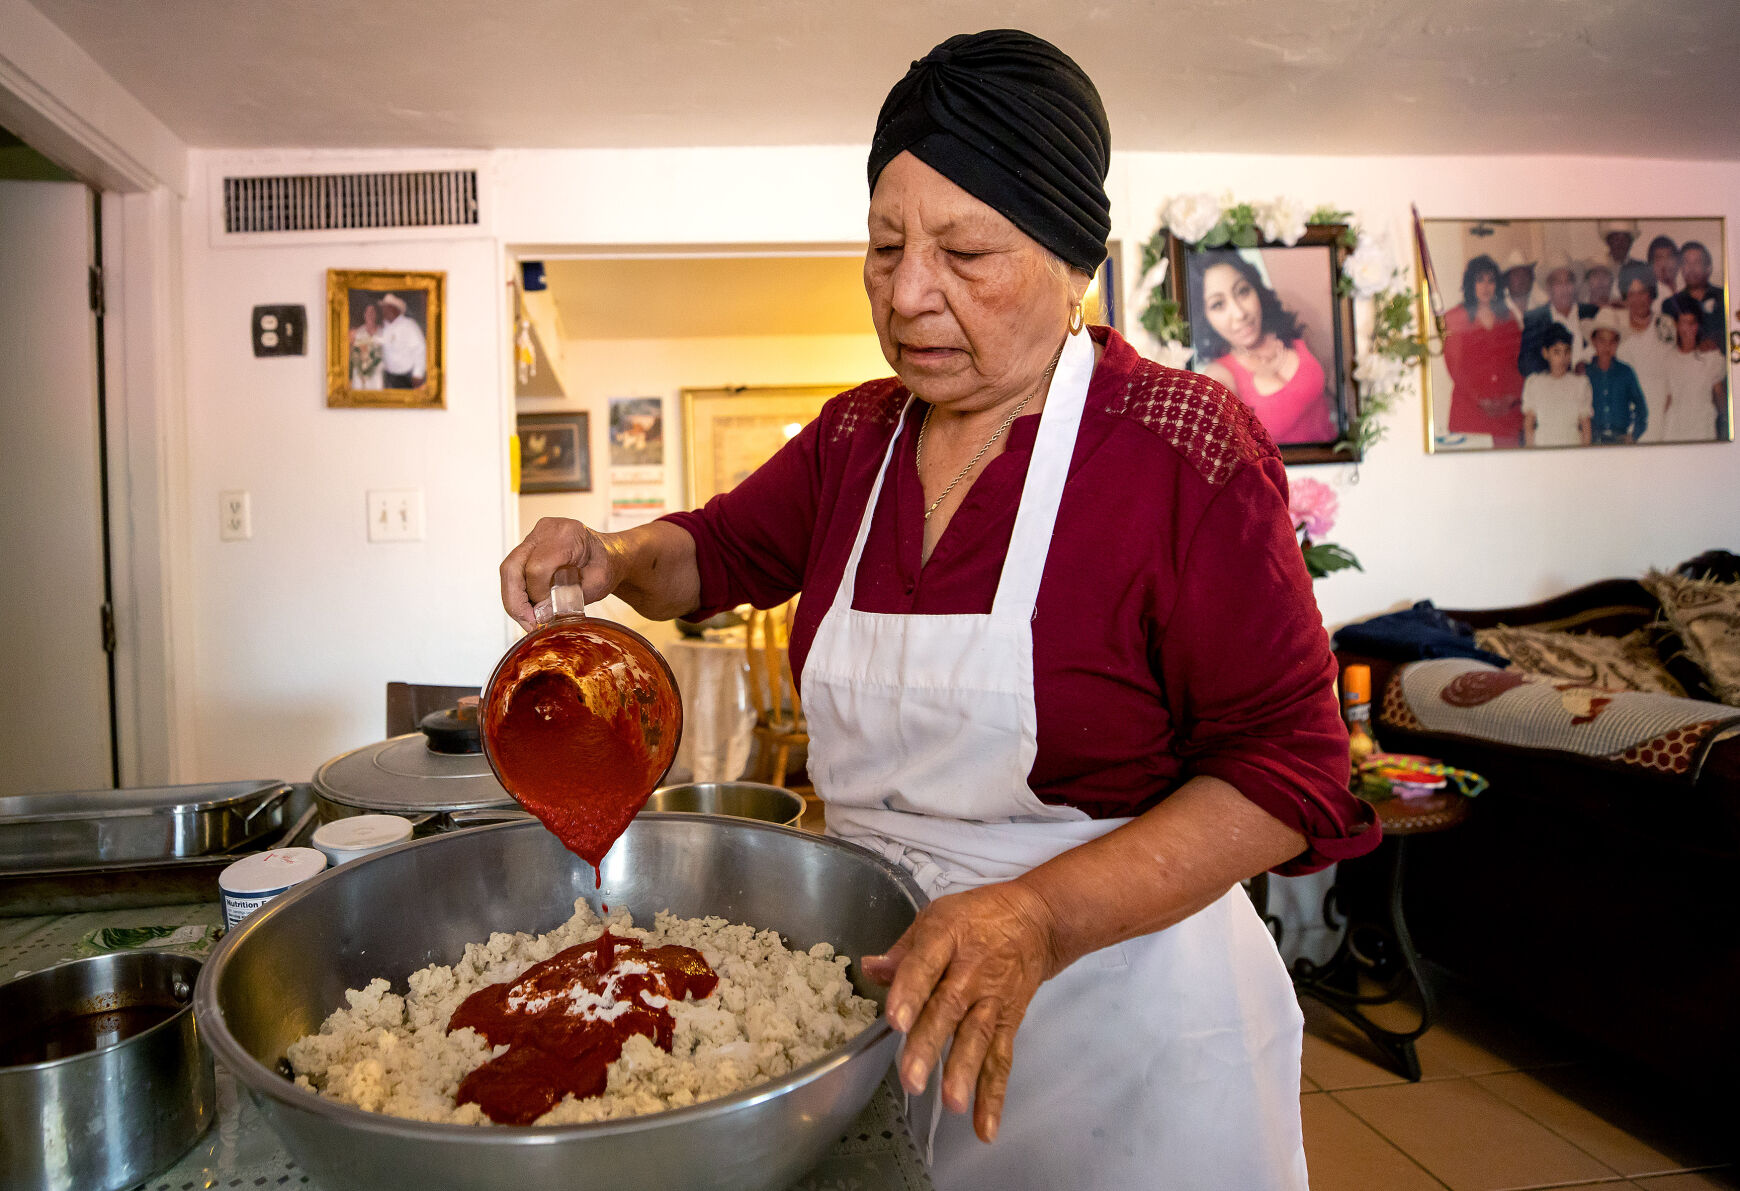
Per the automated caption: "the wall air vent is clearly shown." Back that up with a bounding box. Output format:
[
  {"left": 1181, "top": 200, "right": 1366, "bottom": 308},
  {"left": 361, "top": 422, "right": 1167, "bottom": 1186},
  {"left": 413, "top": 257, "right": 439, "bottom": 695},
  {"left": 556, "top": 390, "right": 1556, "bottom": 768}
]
[{"left": 221, "top": 170, "right": 479, "bottom": 234}]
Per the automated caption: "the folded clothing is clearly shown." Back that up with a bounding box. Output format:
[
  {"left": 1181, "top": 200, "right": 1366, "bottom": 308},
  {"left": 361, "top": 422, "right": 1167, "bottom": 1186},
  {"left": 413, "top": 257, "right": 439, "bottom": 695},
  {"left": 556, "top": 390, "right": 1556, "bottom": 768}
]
[{"left": 1332, "top": 601, "right": 1509, "bottom": 665}]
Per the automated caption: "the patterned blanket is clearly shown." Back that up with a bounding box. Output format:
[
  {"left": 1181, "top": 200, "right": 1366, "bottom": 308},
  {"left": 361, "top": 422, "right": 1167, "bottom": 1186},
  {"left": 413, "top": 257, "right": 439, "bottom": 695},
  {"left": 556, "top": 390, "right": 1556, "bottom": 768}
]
[{"left": 1382, "top": 658, "right": 1740, "bottom": 780}]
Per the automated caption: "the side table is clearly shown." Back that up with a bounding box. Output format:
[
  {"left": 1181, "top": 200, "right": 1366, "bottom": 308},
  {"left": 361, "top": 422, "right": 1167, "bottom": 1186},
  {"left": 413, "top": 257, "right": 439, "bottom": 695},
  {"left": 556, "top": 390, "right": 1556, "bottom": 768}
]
[{"left": 1290, "top": 790, "right": 1471, "bottom": 1080}]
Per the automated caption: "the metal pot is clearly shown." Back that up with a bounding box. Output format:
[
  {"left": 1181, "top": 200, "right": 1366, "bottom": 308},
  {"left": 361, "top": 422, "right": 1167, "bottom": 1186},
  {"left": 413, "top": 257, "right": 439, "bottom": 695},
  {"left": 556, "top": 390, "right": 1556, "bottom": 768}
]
[
  {"left": 649, "top": 781, "right": 806, "bottom": 827},
  {"left": 312, "top": 701, "right": 516, "bottom": 824},
  {"left": 0, "top": 951, "right": 215, "bottom": 1191},
  {"left": 194, "top": 815, "right": 923, "bottom": 1191}
]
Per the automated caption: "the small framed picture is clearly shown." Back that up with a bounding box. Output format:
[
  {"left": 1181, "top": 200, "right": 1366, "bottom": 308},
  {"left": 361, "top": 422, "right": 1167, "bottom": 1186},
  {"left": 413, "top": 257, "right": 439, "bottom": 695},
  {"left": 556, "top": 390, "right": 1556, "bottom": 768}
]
[
  {"left": 608, "top": 397, "right": 665, "bottom": 468},
  {"left": 326, "top": 269, "right": 445, "bottom": 409},
  {"left": 682, "top": 385, "right": 842, "bottom": 504},
  {"left": 1416, "top": 216, "right": 1730, "bottom": 451},
  {"left": 517, "top": 412, "right": 592, "bottom": 493},
  {"left": 1168, "top": 225, "right": 1359, "bottom": 464}
]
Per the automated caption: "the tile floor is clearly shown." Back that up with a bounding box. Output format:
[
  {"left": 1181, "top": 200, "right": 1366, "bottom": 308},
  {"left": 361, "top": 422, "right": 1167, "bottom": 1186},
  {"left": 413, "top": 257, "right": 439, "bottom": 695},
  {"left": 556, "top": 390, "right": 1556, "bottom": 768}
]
[{"left": 1299, "top": 988, "right": 1736, "bottom": 1190}]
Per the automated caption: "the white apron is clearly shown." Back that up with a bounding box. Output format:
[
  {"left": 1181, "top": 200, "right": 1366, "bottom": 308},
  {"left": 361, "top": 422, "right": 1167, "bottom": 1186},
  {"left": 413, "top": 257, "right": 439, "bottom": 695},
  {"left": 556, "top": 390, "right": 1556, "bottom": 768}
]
[{"left": 802, "top": 327, "right": 1309, "bottom": 1191}]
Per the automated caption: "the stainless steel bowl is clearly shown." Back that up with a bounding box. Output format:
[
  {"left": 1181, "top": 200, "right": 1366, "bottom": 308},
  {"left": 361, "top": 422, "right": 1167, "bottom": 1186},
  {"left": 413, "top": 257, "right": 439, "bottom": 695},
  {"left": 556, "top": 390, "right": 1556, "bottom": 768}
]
[
  {"left": 649, "top": 781, "right": 806, "bottom": 827},
  {"left": 0, "top": 951, "right": 215, "bottom": 1191},
  {"left": 194, "top": 815, "right": 923, "bottom": 1191}
]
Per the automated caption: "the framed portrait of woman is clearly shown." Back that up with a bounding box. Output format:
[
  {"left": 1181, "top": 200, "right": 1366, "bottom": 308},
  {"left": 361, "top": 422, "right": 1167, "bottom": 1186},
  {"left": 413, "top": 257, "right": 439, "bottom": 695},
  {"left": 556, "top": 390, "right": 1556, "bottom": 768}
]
[
  {"left": 1166, "top": 226, "right": 1359, "bottom": 465},
  {"left": 1416, "top": 216, "right": 1730, "bottom": 452},
  {"left": 326, "top": 269, "right": 446, "bottom": 409}
]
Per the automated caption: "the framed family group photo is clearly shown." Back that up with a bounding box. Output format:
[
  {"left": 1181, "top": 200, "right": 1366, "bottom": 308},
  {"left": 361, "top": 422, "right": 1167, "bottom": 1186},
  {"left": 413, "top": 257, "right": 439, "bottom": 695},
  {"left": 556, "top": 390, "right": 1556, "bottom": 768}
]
[
  {"left": 1164, "top": 224, "right": 1360, "bottom": 465},
  {"left": 682, "top": 385, "right": 841, "bottom": 504},
  {"left": 1416, "top": 216, "right": 1731, "bottom": 451},
  {"left": 326, "top": 269, "right": 446, "bottom": 409}
]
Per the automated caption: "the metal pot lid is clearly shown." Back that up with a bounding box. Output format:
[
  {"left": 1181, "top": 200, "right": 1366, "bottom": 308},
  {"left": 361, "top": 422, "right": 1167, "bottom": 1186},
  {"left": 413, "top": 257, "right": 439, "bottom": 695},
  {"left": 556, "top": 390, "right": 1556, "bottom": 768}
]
[{"left": 312, "top": 734, "right": 515, "bottom": 814}]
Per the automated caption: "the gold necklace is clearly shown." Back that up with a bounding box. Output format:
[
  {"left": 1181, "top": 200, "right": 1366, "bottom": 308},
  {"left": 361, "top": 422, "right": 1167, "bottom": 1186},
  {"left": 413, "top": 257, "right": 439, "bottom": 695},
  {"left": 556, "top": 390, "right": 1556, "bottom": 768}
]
[{"left": 916, "top": 341, "right": 1065, "bottom": 523}]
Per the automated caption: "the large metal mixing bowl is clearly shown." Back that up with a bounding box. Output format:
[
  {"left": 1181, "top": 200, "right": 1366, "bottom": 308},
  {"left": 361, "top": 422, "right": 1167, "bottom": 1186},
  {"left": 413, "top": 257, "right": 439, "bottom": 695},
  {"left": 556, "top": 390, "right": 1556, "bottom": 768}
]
[{"left": 194, "top": 815, "right": 924, "bottom": 1191}]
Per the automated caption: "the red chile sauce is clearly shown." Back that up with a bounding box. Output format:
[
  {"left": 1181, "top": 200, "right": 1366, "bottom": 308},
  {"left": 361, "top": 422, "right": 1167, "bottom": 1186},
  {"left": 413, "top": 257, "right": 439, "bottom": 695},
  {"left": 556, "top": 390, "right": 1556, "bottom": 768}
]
[
  {"left": 448, "top": 931, "right": 718, "bottom": 1125},
  {"left": 482, "top": 622, "right": 681, "bottom": 879}
]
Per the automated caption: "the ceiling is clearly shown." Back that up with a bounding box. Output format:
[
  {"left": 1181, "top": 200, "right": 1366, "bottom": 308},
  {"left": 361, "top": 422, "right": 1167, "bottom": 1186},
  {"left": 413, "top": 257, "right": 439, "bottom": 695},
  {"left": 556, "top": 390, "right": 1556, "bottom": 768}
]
[{"left": 25, "top": 0, "right": 1740, "bottom": 158}]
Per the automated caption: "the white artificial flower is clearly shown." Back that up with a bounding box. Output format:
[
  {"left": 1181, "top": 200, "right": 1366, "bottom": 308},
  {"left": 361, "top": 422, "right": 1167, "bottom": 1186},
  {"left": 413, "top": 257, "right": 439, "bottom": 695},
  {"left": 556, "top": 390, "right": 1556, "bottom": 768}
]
[
  {"left": 1153, "top": 339, "right": 1195, "bottom": 370},
  {"left": 1257, "top": 196, "right": 1310, "bottom": 247},
  {"left": 1144, "top": 255, "right": 1169, "bottom": 290},
  {"left": 1354, "top": 351, "right": 1402, "bottom": 390},
  {"left": 1355, "top": 350, "right": 1416, "bottom": 396},
  {"left": 1344, "top": 234, "right": 1400, "bottom": 299},
  {"left": 1162, "top": 193, "right": 1224, "bottom": 245}
]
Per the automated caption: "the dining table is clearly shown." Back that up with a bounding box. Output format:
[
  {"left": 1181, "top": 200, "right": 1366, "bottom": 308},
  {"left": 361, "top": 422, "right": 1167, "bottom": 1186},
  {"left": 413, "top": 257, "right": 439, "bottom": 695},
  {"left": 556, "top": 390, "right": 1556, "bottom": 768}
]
[{"left": 664, "top": 628, "right": 759, "bottom": 783}]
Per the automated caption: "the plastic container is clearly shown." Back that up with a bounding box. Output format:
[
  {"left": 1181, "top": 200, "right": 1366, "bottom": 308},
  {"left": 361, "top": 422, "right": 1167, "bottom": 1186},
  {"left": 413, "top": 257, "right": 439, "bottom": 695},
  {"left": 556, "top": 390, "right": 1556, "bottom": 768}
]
[
  {"left": 1342, "top": 663, "right": 1376, "bottom": 775},
  {"left": 217, "top": 847, "right": 327, "bottom": 930},
  {"left": 311, "top": 815, "right": 414, "bottom": 866}
]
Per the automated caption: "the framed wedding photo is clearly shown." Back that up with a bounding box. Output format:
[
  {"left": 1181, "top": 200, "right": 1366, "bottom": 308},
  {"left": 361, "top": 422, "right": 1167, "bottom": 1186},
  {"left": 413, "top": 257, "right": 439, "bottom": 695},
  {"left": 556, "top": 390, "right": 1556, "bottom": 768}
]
[
  {"left": 1416, "top": 216, "right": 1730, "bottom": 451},
  {"left": 1166, "top": 225, "right": 1360, "bottom": 465},
  {"left": 326, "top": 269, "right": 446, "bottom": 409}
]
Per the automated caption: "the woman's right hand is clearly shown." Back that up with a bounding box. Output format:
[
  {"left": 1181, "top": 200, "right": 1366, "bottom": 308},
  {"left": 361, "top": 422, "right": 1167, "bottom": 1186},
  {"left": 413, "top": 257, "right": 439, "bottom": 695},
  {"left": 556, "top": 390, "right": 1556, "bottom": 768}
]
[{"left": 498, "top": 517, "right": 622, "bottom": 631}]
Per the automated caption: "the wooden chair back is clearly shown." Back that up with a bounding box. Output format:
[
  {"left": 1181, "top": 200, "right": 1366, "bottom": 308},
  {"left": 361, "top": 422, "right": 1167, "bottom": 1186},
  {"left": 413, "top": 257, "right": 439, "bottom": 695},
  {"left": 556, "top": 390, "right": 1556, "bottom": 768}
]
[
  {"left": 385, "top": 682, "right": 481, "bottom": 737},
  {"left": 744, "top": 600, "right": 802, "bottom": 732}
]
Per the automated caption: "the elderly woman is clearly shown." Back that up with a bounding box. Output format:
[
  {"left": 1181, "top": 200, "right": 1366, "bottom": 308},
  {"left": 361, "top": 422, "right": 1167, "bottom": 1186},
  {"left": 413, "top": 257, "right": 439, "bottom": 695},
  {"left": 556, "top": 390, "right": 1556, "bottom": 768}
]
[
  {"left": 1188, "top": 250, "right": 1337, "bottom": 444},
  {"left": 501, "top": 31, "right": 1375, "bottom": 1191}
]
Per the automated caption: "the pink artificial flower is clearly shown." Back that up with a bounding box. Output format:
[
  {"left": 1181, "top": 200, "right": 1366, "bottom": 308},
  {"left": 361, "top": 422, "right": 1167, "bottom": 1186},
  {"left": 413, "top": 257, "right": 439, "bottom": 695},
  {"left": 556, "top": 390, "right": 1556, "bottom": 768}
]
[{"left": 1288, "top": 477, "right": 1338, "bottom": 540}]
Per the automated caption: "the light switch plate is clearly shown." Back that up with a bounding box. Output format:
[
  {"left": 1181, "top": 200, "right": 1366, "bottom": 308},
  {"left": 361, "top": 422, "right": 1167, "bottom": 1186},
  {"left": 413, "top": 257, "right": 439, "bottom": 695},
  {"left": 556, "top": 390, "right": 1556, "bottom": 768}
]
[{"left": 367, "top": 489, "right": 424, "bottom": 542}]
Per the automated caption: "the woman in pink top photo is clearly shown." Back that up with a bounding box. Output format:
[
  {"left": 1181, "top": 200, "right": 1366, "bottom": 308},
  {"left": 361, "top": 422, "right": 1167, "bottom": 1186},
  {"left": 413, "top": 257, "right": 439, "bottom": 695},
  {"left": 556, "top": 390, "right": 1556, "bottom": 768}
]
[{"left": 1188, "top": 251, "right": 1337, "bottom": 445}]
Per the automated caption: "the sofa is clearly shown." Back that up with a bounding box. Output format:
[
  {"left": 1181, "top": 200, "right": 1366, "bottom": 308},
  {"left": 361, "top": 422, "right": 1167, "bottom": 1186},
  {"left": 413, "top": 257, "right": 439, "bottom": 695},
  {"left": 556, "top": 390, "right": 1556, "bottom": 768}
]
[{"left": 1332, "top": 568, "right": 1740, "bottom": 1106}]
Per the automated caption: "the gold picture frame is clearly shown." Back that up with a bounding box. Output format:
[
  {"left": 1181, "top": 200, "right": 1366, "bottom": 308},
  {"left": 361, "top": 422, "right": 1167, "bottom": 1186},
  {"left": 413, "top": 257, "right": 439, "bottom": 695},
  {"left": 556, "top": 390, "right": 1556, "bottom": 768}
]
[
  {"left": 326, "top": 269, "right": 446, "bottom": 408},
  {"left": 1414, "top": 216, "right": 1730, "bottom": 450},
  {"left": 682, "top": 385, "right": 844, "bottom": 504}
]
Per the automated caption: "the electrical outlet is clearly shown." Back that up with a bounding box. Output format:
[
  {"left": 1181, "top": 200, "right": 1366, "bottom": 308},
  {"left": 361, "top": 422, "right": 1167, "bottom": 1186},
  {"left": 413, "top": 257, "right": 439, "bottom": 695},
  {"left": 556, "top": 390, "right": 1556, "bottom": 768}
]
[
  {"left": 252, "top": 305, "right": 306, "bottom": 356},
  {"left": 366, "top": 489, "right": 424, "bottom": 543},
  {"left": 219, "top": 490, "right": 251, "bottom": 540}
]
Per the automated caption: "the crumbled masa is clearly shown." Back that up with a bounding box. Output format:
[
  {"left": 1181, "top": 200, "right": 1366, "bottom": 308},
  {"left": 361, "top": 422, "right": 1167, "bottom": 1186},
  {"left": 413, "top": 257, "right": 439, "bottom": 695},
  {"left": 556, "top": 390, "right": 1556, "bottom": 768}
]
[{"left": 285, "top": 901, "right": 878, "bottom": 1125}]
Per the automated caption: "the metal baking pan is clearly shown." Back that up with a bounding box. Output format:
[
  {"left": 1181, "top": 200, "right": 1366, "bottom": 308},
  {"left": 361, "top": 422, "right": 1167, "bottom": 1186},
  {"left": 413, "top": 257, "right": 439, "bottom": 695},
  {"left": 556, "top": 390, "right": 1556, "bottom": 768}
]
[
  {"left": 0, "top": 780, "right": 294, "bottom": 870},
  {"left": 0, "top": 785, "right": 318, "bottom": 918}
]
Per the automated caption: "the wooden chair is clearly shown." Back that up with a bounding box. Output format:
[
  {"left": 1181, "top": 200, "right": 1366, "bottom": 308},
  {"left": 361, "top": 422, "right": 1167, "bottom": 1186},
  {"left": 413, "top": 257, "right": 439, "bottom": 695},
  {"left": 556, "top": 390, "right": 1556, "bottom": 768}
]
[
  {"left": 744, "top": 600, "right": 811, "bottom": 801},
  {"left": 385, "top": 682, "right": 481, "bottom": 737}
]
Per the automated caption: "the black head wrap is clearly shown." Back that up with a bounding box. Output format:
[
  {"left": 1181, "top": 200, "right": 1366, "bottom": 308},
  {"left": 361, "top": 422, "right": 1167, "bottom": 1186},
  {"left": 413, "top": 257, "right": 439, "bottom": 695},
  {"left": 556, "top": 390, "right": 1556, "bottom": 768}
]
[{"left": 868, "top": 30, "right": 1111, "bottom": 274}]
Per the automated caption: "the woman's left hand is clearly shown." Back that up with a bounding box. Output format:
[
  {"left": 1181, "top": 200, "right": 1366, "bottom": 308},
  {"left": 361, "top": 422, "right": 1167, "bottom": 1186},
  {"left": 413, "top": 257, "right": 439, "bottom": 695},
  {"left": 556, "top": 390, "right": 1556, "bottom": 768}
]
[{"left": 861, "top": 881, "right": 1058, "bottom": 1143}]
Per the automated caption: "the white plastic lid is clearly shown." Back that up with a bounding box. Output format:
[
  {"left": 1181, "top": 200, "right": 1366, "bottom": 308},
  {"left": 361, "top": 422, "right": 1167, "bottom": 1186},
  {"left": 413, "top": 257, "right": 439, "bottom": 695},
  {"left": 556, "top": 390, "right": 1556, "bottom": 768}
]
[
  {"left": 312, "top": 814, "right": 414, "bottom": 863},
  {"left": 219, "top": 847, "right": 328, "bottom": 894}
]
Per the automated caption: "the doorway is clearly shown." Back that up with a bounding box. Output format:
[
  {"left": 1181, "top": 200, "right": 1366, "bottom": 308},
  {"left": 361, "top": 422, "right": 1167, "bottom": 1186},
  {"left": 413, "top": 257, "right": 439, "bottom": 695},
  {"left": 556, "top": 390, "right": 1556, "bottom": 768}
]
[
  {"left": 506, "top": 246, "right": 882, "bottom": 646},
  {"left": 0, "top": 128, "right": 118, "bottom": 794}
]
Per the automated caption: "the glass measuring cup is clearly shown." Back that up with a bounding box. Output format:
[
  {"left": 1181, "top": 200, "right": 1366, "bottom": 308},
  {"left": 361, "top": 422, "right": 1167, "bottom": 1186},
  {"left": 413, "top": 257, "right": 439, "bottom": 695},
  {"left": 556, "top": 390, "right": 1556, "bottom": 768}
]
[{"left": 480, "top": 568, "right": 683, "bottom": 871}]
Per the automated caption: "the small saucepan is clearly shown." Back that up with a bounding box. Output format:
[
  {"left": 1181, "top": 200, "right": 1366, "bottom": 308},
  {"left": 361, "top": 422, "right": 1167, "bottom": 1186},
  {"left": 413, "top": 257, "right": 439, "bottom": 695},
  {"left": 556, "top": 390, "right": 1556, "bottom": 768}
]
[{"left": 0, "top": 951, "right": 215, "bottom": 1191}]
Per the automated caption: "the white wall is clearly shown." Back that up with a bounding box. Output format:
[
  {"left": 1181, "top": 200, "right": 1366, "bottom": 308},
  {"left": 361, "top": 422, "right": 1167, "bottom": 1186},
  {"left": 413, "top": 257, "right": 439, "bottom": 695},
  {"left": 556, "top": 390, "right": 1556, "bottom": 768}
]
[
  {"left": 173, "top": 145, "right": 1738, "bottom": 782},
  {"left": 180, "top": 153, "right": 512, "bottom": 781}
]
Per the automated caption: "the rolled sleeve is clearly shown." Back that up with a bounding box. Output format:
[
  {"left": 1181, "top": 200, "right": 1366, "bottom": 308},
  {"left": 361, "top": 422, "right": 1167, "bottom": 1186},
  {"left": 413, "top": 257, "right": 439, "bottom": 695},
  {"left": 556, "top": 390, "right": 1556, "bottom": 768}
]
[{"left": 1162, "top": 458, "right": 1380, "bottom": 874}]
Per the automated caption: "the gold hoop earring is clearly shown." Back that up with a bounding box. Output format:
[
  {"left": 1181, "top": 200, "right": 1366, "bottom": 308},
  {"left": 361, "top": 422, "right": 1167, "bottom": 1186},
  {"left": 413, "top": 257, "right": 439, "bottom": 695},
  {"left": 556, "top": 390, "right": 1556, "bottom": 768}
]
[{"left": 1068, "top": 301, "right": 1085, "bottom": 334}]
